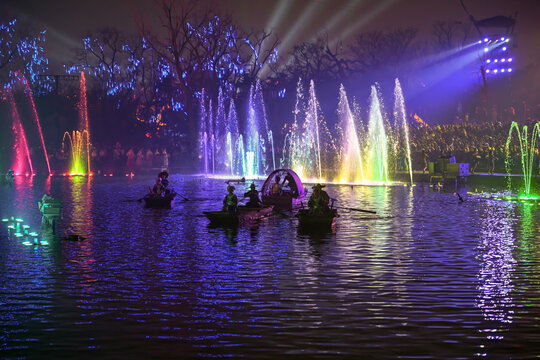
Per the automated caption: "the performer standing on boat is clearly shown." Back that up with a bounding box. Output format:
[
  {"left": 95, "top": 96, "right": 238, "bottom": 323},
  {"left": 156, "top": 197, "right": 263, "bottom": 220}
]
[
  {"left": 308, "top": 183, "right": 330, "bottom": 214},
  {"left": 244, "top": 183, "right": 262, "bottom": 207},
  {"left": 223, "top": 185, "right": 238, "bottom": 213},
  {"left": 152, "top": 177, "right": 164, "bottom": 196}
]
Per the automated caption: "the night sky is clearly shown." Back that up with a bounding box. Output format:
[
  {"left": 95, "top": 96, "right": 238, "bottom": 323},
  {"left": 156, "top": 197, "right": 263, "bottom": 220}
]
[{"left": 2, "top": 0, "right": 539, "bottom": 74}]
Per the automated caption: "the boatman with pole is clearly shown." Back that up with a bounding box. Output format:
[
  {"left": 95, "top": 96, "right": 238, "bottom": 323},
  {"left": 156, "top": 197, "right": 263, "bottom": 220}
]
[{"left": 308, "top": 183, "right": 330, "bottom": 214}]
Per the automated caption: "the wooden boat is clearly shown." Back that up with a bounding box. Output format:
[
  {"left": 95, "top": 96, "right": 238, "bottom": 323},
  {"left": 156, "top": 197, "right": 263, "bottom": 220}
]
[
  {"left": 261, "top": 169, "right": 307, "bottom": 209},
  {"left": 204, "top": 205, "right": 274, "bottom": 226},
  {"left": 296, "top": 208, "right": 338, "bottom": 229},
  {"left": 143, "top": 191, "right": 177, "bottom": 209}
]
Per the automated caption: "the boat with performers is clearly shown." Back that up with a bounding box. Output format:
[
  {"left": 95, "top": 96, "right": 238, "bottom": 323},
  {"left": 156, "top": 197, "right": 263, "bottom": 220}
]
[
  {"left": 296, "top": 208, "right": 338, "bottom": 230},
  {"left": 204, "top": 205, "right": 274, "bottom": 226},
  {"left": 261, "top": 169, "right": 307, "bottom": 209},
  {"left": 142, "top": 191, "right": 177, "bottom": 209}
]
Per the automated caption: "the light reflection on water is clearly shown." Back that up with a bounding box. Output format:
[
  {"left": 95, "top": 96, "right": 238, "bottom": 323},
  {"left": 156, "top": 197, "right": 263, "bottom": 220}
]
[{"left": 1, "top": 175, "right": 540, "bottom": 358}]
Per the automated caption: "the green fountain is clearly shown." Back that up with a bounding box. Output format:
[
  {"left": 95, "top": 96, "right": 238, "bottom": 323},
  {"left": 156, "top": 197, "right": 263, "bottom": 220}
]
[{"left": 504, "top": 121, "right": 540, "bottom": 201}]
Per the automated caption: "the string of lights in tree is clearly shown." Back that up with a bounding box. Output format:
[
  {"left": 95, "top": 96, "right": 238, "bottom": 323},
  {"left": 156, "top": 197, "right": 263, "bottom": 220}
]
[{"left": 0, "top": 18, "right": 51, "bottom": 93}]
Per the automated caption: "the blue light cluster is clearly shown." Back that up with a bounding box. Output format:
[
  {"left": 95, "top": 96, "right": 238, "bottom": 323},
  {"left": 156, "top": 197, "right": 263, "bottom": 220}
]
[
  {"left": 480, "top": 35, "right": 514, "bottom": 77},
  {"left": 0, "top": 18, "right": 50, "bottom": 92}
]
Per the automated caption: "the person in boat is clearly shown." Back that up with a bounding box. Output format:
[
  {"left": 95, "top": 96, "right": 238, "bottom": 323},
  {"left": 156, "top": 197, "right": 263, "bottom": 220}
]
[
  {"left": 151, "top": 177, "right": 164, "bottom": 196},
  {"left": 308, "top": 183, "right": 330, "bottom": 214},
  {"left": 223, "top": 185, "right": 238, "bottom": 213},
  {"left": 281, "top": 173, "right": 297, "bottom": 196},
  {"left": 5, "top": 169, "right": 15, "bottom": 184},
  {"left": 158, "top": 171, "right": 170, "bottom": 194},
  {"left": 271, "top": 175, "right": 282, "bottom": 196},
  {"left": 244, "top": 183, "right": 262, "bottom": 208}
]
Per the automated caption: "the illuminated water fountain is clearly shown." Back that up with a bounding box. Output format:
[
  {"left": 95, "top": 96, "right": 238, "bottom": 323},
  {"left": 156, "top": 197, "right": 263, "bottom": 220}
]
[
  {"left": 7, "top": 72, "right": 52, "bottom": 175},
  {"left": 62, "top": 130, "right": 91, "bottom": 175},
  {"left": 283, "top": 79, "right": 329, "bottom": 180},
  {"left": 283, "top": 79, "right": 413, "bottom": 185},
  {"left": 9, "top": 91, "right": 33, "bottom": 176},
  {"left": 504, "top": 121, "right": 540, "bottom": 201},
  {"left": 199, "top": 81, "right": 275, "bottom": 178},
  {"left": 62, "top": 72, "right": 91, "bottom": 175}
]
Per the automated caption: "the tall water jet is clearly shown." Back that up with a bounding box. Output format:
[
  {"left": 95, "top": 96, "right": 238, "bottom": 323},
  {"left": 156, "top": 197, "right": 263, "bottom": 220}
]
[
  {"left": 65, "top": 71, "right": 91, "bottom": 175},
  {"left": 505, "top": 121, "right": 540, "bottom": 196},
  {"left": 208, "top": 99, "right": 215, "bottom": 174},
  {"left": 253, "top": 81, "right": 275, "bottom": 172},
  {"left": 365, "top": 85, "right": 389, "bottom": 183},
  {"left": 214, "top": 89, "right": 227, "bottom": 173},
  {"left": 227, "top": 99, "right": 240, "bottom": 175},
  {"left": 283, "top": 79, "right": 306, "bottom": 177},
  {"left": 8, "top": 91, "right": 33, "bottom": 175},
  {"left": 16, "top": 72, "right": 51, "bottom": 175},
  {"left": 337, "top": 84, "right": 364, "bottom": 183},
  {"left": 308, "top": 80, "right": 322, "bottom": 180},
  {"left": 284, "top": 79, "right": 327, "bottom": 180},
  {"left": 245, "top": 86, "right": 261, "bottom": 177},
  {"left": 199, "top": 89, "right": 209, "bottom": 174},
  {"left": 393, "top": 79, "right": 413, "bottom": 184}
]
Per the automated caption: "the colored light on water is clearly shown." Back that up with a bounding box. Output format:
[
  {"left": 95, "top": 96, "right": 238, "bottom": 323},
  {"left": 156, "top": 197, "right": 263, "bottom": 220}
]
[
  {"left": 7, "top": 225, "right": 15, "bottom": 229},
  {"left": 2, "top": 219, "right": 8, "bottom": 222},
  {"left": 40, "top": 241, "right": 49, "bottom": 246},
  {"left": 29, "top": 232, "right": 38, "bottom": 236},
  {"left": 22, "top": 241, "right": 33, "bottom": 246},
  {"left": 14, "top": 233, "right": 23, "bottom": 237},
  {"left": 15, "top": 218, "right": 23, "bottom": 222}
]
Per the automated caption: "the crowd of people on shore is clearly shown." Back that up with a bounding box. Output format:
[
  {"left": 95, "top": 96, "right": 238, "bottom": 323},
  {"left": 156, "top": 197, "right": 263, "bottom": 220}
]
[{"left": 409, "top": 119, "right": 540, "bottom": 174}]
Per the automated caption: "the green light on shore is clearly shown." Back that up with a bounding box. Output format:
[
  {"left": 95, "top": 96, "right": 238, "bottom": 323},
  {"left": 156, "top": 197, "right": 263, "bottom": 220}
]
[
  {"left": 2, "top": 218, "right": 8, "bottom": 222},
  {"left": 518, "top": 195, "right": 539, "bottom": 201},
  {"left": 15, "top": 218, "right": 23, "bottom": 222},
  {"left": 22, "top": 241, "right": 33, "bottom": 246}
]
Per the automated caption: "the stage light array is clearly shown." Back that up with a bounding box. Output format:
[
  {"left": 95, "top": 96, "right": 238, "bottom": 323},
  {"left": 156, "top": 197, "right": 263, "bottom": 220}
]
[{"left": 480, "top": 36, "right": 514, "bottom": 76}]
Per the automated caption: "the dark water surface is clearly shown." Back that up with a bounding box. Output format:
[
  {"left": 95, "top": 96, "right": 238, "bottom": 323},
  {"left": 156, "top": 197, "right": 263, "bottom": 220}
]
[{"left": 1, "top": 175, "right": 539, "bottom": 359}]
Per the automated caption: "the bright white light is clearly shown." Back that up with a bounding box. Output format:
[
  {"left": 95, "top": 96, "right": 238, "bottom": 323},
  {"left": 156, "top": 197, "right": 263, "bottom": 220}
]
[
  {"left": 494, "top": 69, "right": 498, "bottom": 73},
  {"left": 501, "top": 69, "right": 506, "bottom": 72},
  {"left": 502, "top": 58, "right": 506, "bottom": 62},
  {"left": 506, "top": 39, "right": 510, "bottom": 42},
  {"left": 478, "top": 40, "right": 482, "bottom": 44},
  {"left": 508, "top": 68, "right": 513, "bottom": 72},
  {"left": 486, "top": 69, "right": 490, "bottom": 73},
  {"left": 484, "top": 38, "right": 489, "bottom": 42},
  {"left": 508, "top": 58, "right": 513, "bottom": 62},
  {"left": 484, "top": 47, "right": 488, "bottom": 52},
  {"left": 494, "top": 59, "right": 498, "bottom": 63},
  {"left": 487, "top": 59, "right": 491, "bottom": 63},
  {"left": 503, "top": 47, "right": 507, "bottom": 51},
  {"left": 500, "top": 37, "right": 505, "bottom": 41}
]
